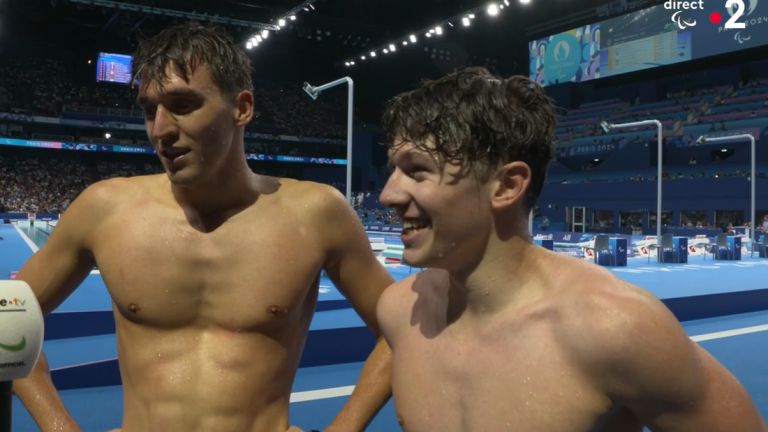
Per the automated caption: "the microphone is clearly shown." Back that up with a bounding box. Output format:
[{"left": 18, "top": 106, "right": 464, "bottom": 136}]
[
  {"left": 600, "top": 121, "right": 611, "bottom": 133},
  {"left": 0, "top": 281, "right": 44, "bottom": 432},
  {"left": 696, "top": 136, "right": 706, "bottom": 145}
]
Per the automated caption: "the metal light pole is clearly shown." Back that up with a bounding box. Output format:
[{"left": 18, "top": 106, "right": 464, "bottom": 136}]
[
  {"left": 303, "top": 78, "right": 354, "bottom": 204},
  {"left": 601, "top": 120, "right": 664, "bottom": 238},
  {"left": 697, "top": 133, "right": 757, "bottom": 241},
  {"left": 529, "top": 209, "right": 534, "bottom": 236}
]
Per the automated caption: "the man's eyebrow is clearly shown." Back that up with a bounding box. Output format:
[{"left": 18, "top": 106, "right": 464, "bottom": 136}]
[
  {"left": 398, "top": 150, "right": 433, "bottom": 164},
  {"left": 136, "top": 88, "right": 204, "bottom": 106}
]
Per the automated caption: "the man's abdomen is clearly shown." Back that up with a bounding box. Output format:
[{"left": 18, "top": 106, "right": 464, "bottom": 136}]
[{"left": 116, "top": 327, "right": 299, "bottom": 432}]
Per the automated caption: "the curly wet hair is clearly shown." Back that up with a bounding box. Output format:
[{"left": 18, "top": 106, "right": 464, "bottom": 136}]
[{"left": 382, "top": 67, "right": 556, "bottom": 210}]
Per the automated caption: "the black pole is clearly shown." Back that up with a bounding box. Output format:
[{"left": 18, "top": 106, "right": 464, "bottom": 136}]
[{"left": 0, "top": 381, "right": 11, "bottom": 432}]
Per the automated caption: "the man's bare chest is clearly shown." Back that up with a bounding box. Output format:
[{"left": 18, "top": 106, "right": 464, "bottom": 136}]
[
  {"left": 391, "top": 329, "right": 620, "bottom": 432},
  {"left": 91, "top": 214, "right": 325, "bottom": 330}
]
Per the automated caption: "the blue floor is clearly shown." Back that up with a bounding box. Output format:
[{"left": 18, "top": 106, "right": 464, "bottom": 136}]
[
  {"left": 10, "top": 311, "right": 768, "bottom": 432},
  {"left": 3, "top": 222, "right": 768, "bottom": 430}
]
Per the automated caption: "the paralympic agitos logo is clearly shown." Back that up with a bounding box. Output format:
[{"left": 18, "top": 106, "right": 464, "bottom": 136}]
[{"left": 665, "top": 1, "right": 703, "bottom": 29}]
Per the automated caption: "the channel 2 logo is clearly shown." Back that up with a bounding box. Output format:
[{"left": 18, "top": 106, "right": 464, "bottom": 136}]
[{"left": 665, "top": 0, "right": 756, "bottom": 30}]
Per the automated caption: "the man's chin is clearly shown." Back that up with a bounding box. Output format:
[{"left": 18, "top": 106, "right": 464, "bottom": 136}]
[
  {"left": 166, "top": 169, "right": 198, "bottom": 186},
  {"left": 401, "top": 250, "right": 439, "bottom": 269}
]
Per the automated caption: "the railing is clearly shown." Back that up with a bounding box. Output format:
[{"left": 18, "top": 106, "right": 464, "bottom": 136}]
[{"left": 63, "top": 105, "right": 143, "bottom": 118}]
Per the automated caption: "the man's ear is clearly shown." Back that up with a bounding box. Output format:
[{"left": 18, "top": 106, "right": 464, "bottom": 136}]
[
  {"left": 490, "top": 161, "right": 531, "bottom": 211},
  {"left": 234, "top": 90, "right": 254, "bottom": 126}
]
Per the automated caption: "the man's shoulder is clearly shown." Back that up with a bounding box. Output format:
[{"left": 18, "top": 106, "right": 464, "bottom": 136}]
[
  {"left": 52, "top": 176, "right": 159, "bottom": 246},
  {"left": 280, "top": 180, "right": 346, "bottom": 209},
  {"left": 553, "top": 262, "right": 681, "bottom": 369},
  {"left": 76, "top": 176, "right": 152, "bottom": 211},
  {"left": 378, "top": 269, "right": 446, "bottom": 323},
  {"left": 276, "top": 180, "right": 353, "bottom": 227}
]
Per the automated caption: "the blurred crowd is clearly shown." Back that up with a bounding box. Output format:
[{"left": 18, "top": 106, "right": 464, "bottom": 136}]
[
  {"left": 0, "top": 155, "right": 91, "bottom": 214},
  {"left": 0, "top": 57, "right": 348, "bottom": 139}
]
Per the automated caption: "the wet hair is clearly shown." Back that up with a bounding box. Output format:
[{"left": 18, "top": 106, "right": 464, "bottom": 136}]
[
  {"left": 131, "top": 21, "right": 254, "bottom": 102},
  {"left": 382, "top": 66, "right": 556, "bottom": 211}
]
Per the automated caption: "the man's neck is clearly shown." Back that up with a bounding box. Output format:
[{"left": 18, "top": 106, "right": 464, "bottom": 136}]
[
  {"left": 449, "top": 236, "right": 548, "bottom": 319},
  {"left": 171, "top": 160, "right": 260, "bottom": 229}
]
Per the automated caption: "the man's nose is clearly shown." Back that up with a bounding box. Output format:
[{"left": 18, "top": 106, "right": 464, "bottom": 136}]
[
  {"left": 379, "top": 170, "right": 407, "bottom": 209},
  {"left": 150, "top": 106, "right": 179, "bottom": 144}
]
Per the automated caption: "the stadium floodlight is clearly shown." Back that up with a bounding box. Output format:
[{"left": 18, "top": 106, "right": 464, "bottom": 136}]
[
  {"left": 601, "top": 120, "right": 664, "bottom": 238},
  {"left": 302, "top": 78, "right": 355, "bottom": 204},
  {"left": 698, "top": 134, "right": 757, "bottom": 243}
]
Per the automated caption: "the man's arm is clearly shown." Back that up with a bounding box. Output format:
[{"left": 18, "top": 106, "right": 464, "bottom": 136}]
[
  {"left": 12, "top": 180, "right": 116, "bottom": 432},
  {"left": 595, "top": 288, "right": 767, "bottom": 432},
  {"left": 315, "top": 185, "right": 395, "bottom": 432}
]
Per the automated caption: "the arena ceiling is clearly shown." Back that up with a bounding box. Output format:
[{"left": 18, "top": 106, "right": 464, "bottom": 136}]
[{"left": 3, "top": 0, "right": 657, "bottom": 59}]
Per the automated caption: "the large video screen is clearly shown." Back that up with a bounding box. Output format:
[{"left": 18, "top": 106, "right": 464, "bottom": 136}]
[
  {"left": 529, "top": 24, "right": 601, "bottom": 86},
  {"left": 599, "top": 5, "right": 692, "bottom": 78},
  {"left": 530, "top": 0, "right": 767, "bottom": 86},
  {"left": 96, "top": 52, "right": 133, "bottom": 84}
]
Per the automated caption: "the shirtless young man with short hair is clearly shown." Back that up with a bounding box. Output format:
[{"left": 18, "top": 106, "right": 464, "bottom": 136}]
[
  {"left": 376, "top": 67, "right": 767, "bottom": 432},
  {"left": 12, "top": 22, "right": 394, "bottom": 432}
]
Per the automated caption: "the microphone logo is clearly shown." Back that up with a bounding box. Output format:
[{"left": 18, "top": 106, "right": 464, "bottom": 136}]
[{"left": 0, "top": 336, "right": 26, "bottom": 352}]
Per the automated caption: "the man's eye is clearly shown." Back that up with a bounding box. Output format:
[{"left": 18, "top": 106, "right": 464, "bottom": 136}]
[{"left": 173, "top": 102, "right": 196, "bottom": 113}]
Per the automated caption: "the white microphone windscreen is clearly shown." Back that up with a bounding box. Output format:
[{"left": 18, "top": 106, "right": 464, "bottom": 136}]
[{"left": 0, "top": 281, "right": 44, "bottom": 382}]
